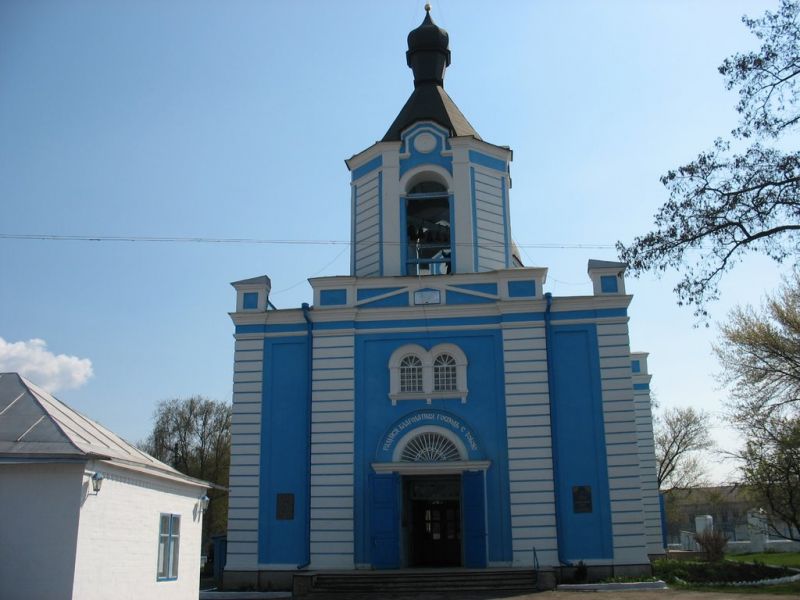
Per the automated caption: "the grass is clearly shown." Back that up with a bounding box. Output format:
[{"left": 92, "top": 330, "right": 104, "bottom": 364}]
[
  {"left": 654, "top": 558, "right": 792, "bottom": 584},
  {"left": 600, "top": 575, "right": 659, "bottom": 583},
  {"left": 654, "top": 556, "right": 800, "bottom": 595},
  {"left": 673, "top": 580, "right": 800, "bottom": 595},
  {"left": 726, "top": 552, "right": 800, "bottom": 569}
]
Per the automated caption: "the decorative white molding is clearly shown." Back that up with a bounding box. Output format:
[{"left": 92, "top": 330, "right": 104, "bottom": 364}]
[
  {"left": 387, "top": 343, "right": 468, "bottom": 404},
  {"left": 391, "top": 425, "right": 469, "bottom": 462},
  {"left": 399, "top": 164, "right": 453, "bottom": 194},
  {"left": 371, "top": 460, "right": 491, "bottom": 474}
]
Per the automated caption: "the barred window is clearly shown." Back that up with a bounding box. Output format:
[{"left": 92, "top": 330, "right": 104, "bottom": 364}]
[
  {"left": 399, "top": 355, "right": 423, "bottom": 392},
  {"left": 433, "top": 353, "right": 457, "bottom": 391}
]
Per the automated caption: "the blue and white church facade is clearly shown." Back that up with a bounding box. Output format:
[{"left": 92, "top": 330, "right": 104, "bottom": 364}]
[{"left": 224, "top": 9, "right": 662, "bottom": 588}]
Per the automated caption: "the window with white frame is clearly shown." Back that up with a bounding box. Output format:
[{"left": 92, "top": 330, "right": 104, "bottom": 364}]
[
  {"left": 388, "top": 343, "right": 468, "bottom": 404},
  {"left": 399, "top": 355, "right": 423, "bottom": 392},
  {"left": 157, "top": 513, "right": 180, "bottom": 580},
  {"left": 433, "top": 353, "right": 457, "bottom": 391}
]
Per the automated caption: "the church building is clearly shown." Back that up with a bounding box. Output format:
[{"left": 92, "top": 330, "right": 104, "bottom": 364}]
[{"left": 224, "top": 8, "right": 662, "bottom": 590}]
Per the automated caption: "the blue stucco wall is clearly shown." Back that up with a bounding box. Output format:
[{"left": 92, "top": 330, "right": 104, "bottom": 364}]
[
  {"left": 258, "top": 336, "right": 309, "bottom": 564},
  {"left": 549, "top": 324, "right": 613, "bottom": 560},
  {"left": 353, "top": 328, "right": 512, "bottom": 566}
]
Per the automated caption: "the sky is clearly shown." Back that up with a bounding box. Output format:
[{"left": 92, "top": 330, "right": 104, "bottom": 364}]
[{"left": 0, "top": 0, "right": 788, "bottom": 484}]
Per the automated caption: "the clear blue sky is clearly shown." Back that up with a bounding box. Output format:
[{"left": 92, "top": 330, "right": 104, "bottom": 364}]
[{"left": 0, "top": 0, "right": 785, "bottom": 483}]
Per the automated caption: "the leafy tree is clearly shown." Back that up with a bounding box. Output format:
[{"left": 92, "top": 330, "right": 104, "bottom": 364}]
[
  {"left": 739, "top": 416, "right": 800, "bottom": 541},
  {"left": 141, "top": 396, "right": 231, "bottom": 548},
  {"left": 715, "top": 275, "right": 800, "bottom": 540},
  {"left": 716, "top": 273, "right": 800, "bottom": 418},
  {"left": 655, "top": 406, "right": 715, "bottom": 490},
  {"left": 618, "top": 0, "right": 800, "bottom": 317}
]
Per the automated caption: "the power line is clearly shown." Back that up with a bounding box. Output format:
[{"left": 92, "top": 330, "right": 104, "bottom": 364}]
[{"left": 0, "top": 233, "right": 615, "bottom": 250}]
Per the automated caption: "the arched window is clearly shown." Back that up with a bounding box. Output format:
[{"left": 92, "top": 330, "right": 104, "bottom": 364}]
[
  {"left": 400, "top": 431, "right": 462, "bottom": 462},
  {"left": 388, "top": 344, "right": 469, "bottom": 404},
  {"left": 405, "top": 180, "right": 451, "bottom": 276},
  {"left": 399, "top": 355, "right": 423, "bottom": 393},
  {"left": 433, "top": 353, "right": 457, "bottom": 391}
]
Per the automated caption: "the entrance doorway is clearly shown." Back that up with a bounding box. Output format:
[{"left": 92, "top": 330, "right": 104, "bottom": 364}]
[{"left": 403, "top": 475, "right": 461, "bottom": 567}]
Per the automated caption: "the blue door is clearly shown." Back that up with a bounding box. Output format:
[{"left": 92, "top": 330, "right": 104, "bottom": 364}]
[
  {"left": 462, "top": 470, "right": 487, "bottom": 567},
  {"left": 370, "top": 472, "right": 400, "bottom": 568}
]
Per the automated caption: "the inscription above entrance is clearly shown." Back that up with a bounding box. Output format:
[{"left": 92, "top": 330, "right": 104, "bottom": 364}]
[{"left": 375, "top": 409, "right": 481, "bottom": 463}]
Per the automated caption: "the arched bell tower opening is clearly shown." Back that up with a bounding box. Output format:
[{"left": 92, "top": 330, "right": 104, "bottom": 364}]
[{"left": 404, "top": 177, "right": 452, "bottom": 276}]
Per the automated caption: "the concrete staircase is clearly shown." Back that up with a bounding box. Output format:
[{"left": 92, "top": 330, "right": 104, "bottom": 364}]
[{"left": 293, "top": 568, "right": 539, "bottom": 598}]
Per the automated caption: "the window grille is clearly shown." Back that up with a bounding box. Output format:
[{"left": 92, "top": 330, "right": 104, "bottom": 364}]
[
  {"left": 400, "top": 432, "right": 461, "bottom": 462},
  {"left": 433, "top": 353, "right": 457, "bottom": 391},
  {"left": 399, "top": 355, "right": 423, "bottom": 392}
]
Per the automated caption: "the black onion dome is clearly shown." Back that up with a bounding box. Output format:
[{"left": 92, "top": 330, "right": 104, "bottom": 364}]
[
  {"left": 382, "top": 6, "right": 480, "bottom": 142},
  {"left": 406, "top": 7, "right": 451, "bottom": 87}
]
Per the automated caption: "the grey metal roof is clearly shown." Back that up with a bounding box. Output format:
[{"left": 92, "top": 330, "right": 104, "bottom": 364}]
[
  {"left": 383, "top": 84, "right": 481, "bottom": 142},
  {"left": 0, "top": 373, "right": 208, "bottom": 488}
]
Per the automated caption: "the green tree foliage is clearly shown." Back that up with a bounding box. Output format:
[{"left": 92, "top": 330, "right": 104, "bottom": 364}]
[
  {"left": 716, "top": 275, "right": 800, "bottom": 540},
  {"left": 739, "top": 418, "right": 800, "bottom": 541},
  {"left": 618, "top": 1, "right": 800, "bottom": 317},
  {"left": 717, "top": 274, "right": 800, "bottom": 416},
  {"left": 655, "top": 406, "right": 715, "bottom": 490},
  {"left": 141, "top": 396, "right": 231, "bottom": 548}
]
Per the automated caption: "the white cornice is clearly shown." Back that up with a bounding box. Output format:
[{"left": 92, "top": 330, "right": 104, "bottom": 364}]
[
  {"left": 229, "top": 309, "right": 305, "bottom": 326},
  {"left": 309, "top": 268, "right": 548, "bottom": 290},
  {"left": 345, "top": 141, "right": 402, "bottom": 172},
  {"left": 371, "top": 460, "right": 491, "bottom": 474},
  {"left": 449, "top": 136, "right": 513, "bottom": 162},
  {"left": 230, "top": 293, "right": 633, "bottom": 327},
  {"left": 547, "top": 294, "right": 633, "bottom": 311}
]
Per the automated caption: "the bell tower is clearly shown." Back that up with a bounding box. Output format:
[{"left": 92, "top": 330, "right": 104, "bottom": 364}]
[{"left": 346, "top": 6, "right": 517, "bottom": 278}]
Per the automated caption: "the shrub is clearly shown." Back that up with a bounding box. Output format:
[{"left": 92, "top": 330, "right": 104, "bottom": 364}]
[
  {"left": 652, "top": 558, "right": 791, "bottom": 584},
  {"left": 695, "top": 528, "right": 728, "bottom": 562}
]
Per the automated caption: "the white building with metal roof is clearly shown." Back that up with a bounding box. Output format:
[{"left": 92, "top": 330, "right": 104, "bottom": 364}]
[{"left": 0, "top": 372, "right": 211, "bottom": 600}]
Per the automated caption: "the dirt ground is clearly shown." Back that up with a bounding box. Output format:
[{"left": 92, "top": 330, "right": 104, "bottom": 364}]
[
  {"left": 365, "top": 591, "right": 794, "bottom": 600},
  {"left": 200, "top": 586, "right": 796, "bottom": 600},
  {"left": 501, "top": 592, "right": 788, "bottom": 600}
]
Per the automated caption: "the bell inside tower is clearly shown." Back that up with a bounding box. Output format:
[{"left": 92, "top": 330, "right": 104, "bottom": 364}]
[{"left": 405, "top": 181, "right": 451, "bottom": 276}]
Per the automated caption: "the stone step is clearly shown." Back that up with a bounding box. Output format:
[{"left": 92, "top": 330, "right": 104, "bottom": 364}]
[{"left": 300, "top": 570, "right": 538, "bottom": 596}]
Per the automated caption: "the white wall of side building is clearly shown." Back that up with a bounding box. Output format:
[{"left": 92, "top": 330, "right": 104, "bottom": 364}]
[
  {"left": 0, "top": 462, "right": 84, "bottom": 600},
  {"left": 71, "top": 460, "right": 206, "bottom": 600}
]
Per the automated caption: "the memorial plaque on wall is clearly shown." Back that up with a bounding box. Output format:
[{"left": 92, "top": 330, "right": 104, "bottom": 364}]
[
  {"left": 276, "top": 493, "right": 295, "bottom": 520},
  {"left": 572, "top": 485, "right": 592, "bottom": 513}
]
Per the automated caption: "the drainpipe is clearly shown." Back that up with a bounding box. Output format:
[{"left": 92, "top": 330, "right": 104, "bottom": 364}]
[
  {"left": 298, "top": 302, "right": 313, "bottom": 569},
  {"left": 544, "top": 292, "right": 569, "bottom": 567}
]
